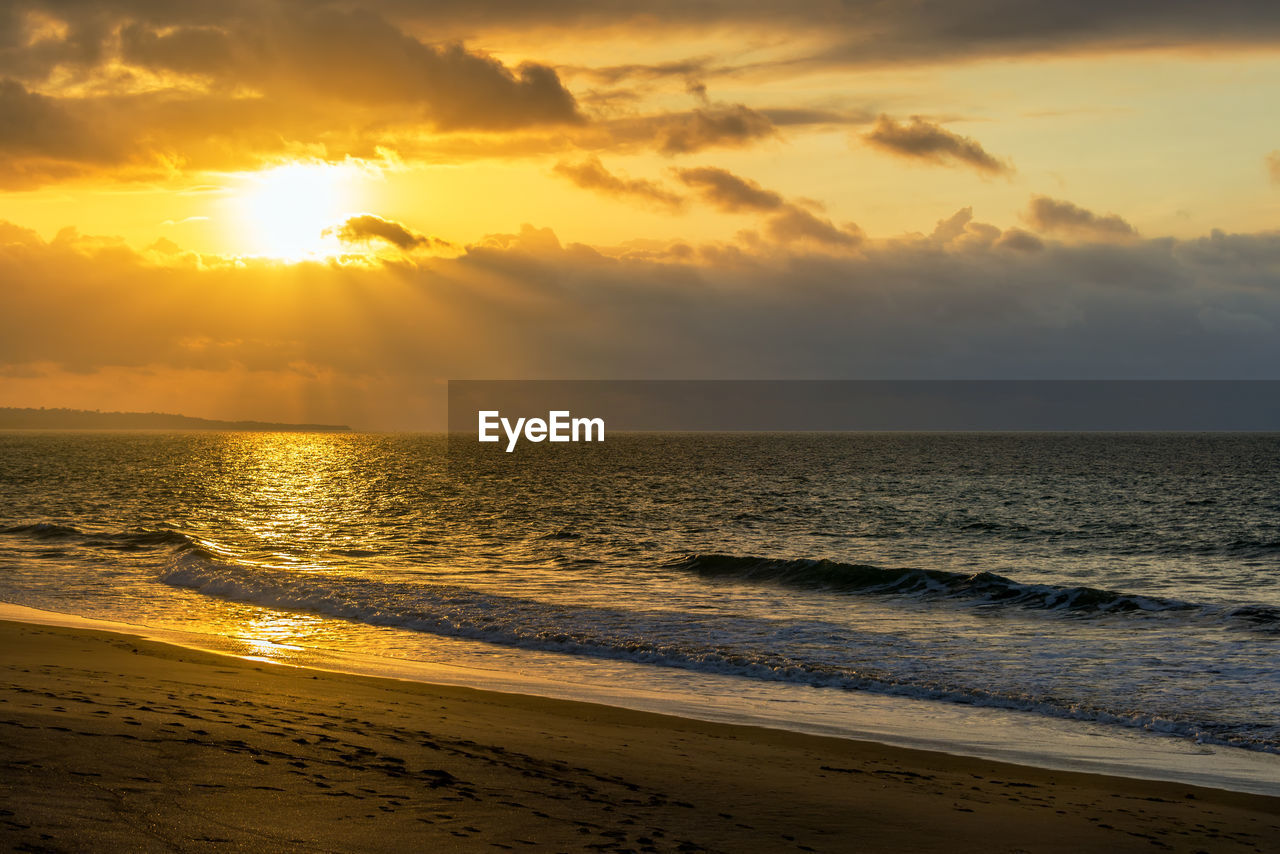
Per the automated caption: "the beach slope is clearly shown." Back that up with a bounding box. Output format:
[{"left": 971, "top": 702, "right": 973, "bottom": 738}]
[{"left": 1, "top": 620, "right": 1275, "bottom": 852}]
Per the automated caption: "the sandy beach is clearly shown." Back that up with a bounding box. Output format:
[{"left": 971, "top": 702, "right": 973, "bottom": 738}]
[{"left": 0, "top": 620, "right": 1274, "bottom": 852}]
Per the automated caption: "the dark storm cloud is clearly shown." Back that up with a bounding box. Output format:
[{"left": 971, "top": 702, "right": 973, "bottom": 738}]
[
  {"left": 553, "top": 157, "right": 685, "bottom": 209},
  {"left": 863, "top": 116, "right": 1010, "bottom": 175},
  {"left": 330, "top": 215, "right": 447, "bottom": 250},
  {"left": 1025, "top": 196, "right": 1138, "bottom": 239}
]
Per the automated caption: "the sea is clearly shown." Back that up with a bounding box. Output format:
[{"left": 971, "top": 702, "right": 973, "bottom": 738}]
[{"left": 2, "top": 431, "right": 1278, "bottom": 793}]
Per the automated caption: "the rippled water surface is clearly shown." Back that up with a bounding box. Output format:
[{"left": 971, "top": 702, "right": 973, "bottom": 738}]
[{"left": 1, "top": 431, "right": 1277, "bottom": 753}]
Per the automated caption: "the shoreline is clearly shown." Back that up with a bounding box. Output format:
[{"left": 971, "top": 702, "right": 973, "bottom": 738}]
[
  {"left": 1, "top": 617, "right": 1277, "bottom": 852},
  {"left": 3, "top": 601, "right": 1277, "bottom": 800}
]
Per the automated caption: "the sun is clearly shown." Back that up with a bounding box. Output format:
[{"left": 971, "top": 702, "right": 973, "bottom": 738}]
[{"left": 234, "top": 163, "right": 358, "bottom": 260}]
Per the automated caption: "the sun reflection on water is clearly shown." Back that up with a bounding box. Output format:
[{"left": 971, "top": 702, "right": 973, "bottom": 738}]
[
  {"left": 230, "top": 610, "right": 318, "bottom": 665},
  {"left": 208, "top": 432, "right": 379, "bottom": 566},
  {"left": 195, "top": 432, "right": 397, "bottom": 652}
]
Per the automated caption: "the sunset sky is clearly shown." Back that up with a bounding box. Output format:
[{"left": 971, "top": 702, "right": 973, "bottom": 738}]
[{"left": 2, "top": 1, "right": 1279, "bottom": 428}]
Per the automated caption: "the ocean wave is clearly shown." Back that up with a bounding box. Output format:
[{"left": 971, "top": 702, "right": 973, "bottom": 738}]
[
  {"left": 157, "top": 553, "right": 1277, "bottom": 754},
  {"left": 1, "top": 521, "right": 208, "bottom": 553},
  {"left": 83, "top": 530, "right": 203, "bottom": 551},
  {"left": 539, "top": 528, "right": 582, "bottom": 540},
  {"left": 1221, "top": 538, "right": 1280, "bottom": 558},
  {"left": 1, "top": 522, "right": 83, "bottom": 539},
  {"left": 668, "top": 553, "right": 1279, "bottom": 630},
  {"left": 1226, "top": 604, "right": 1280, "bottom": 626}
]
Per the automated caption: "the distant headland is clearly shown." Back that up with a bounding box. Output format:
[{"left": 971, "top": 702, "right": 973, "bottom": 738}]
[{"left": 0, "top": 407, "right": 352, "bottom": 432}]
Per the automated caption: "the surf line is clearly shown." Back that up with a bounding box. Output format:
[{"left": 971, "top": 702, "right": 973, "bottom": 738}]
[{"left": 478, "top": 410, "right": 605, "bottom": 452}]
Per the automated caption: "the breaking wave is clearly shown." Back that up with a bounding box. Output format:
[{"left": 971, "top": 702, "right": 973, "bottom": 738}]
[{"left": 669, "top": 553, "right": 1280, "bottom": 629}]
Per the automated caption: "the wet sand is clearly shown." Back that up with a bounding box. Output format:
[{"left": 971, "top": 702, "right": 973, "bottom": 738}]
[{"left": 0, "top": 619, "right": 1276, "bottom": 852}]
